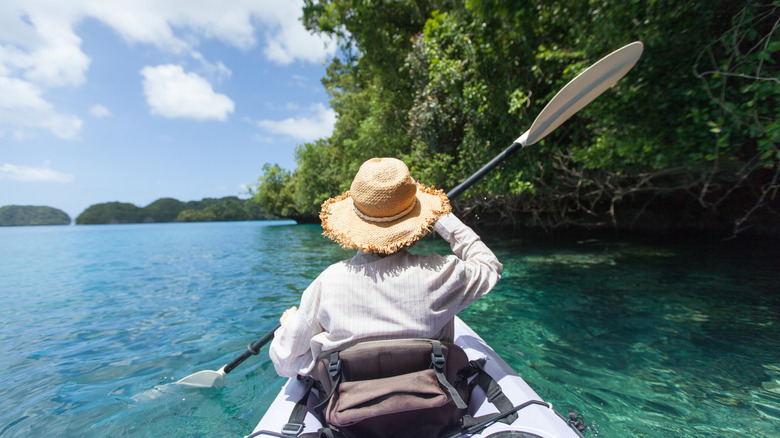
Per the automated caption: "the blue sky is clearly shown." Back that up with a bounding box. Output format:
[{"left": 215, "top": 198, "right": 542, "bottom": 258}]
[{"left": 0, "top": 1, "right": 338, "bottom": 220}]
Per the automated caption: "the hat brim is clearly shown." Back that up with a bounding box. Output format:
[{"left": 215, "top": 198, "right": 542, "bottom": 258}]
[{"left": 320, "top": 183, "right": 451, "bottom": 254}]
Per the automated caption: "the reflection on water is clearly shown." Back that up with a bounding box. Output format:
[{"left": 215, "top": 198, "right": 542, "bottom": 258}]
[{"left": 0, "top": 222, "right": 777, "bottom": 437}]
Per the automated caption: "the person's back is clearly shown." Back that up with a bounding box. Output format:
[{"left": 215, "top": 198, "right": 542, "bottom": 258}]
[
  {"left": 269, "top": 157, "right": 502, "bottom": 378},
  {"left": 267, "top": 157, "right": 503, "bottom": 437}
]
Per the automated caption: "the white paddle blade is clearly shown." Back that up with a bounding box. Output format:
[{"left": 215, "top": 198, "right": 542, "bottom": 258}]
[
  {"left": 517, "top": 41, "right": 644, "bottom": 146},
  {"left": 175, "top": 367, "right": 226, "bottom": 389}
]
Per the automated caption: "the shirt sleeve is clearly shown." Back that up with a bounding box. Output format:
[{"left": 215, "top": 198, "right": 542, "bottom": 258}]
[
  {"left": 432, "top": 213, "right": 503, "bottom": 311},
  {"left": 269, "top": 279, "right": 322, "bottom": 377}
]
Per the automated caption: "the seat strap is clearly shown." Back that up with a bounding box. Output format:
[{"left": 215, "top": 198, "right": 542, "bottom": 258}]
[
  {"left": 313, "top": 351, "right": 341, "bottom": 413},
  {"left": 280, "top": 376, "right": 316, "bottom": 436},
  {"left": 245, "top": 377, "right": 318, "bottom": 438},
  {"left": 460, "top": 359, "right": 518, "bottom": 428},
  {"left": 431, "top": 342, "right": 468, "bottom": 409}
]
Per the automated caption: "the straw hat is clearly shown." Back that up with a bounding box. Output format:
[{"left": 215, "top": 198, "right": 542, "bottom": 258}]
[{"left": 320, "top": 157, "right": 451, "bottom": 254}]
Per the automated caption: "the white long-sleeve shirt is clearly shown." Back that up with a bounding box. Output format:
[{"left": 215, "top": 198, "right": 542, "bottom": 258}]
[{"left": 269, "top": 213, "right": 502, "bottom": 377}]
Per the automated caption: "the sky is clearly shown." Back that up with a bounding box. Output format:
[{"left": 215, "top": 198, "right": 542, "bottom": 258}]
[{"left": 0, "top": 0, "right": 339, "bottom": 220}]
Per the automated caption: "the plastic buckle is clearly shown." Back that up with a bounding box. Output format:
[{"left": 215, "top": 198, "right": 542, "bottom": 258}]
[
  {"left": 281, "top": 422, "right": 304, "bottom": 436},
  {"left": 328, "top": 358, "right": 341, "bottom": 377},
  {"left": 431, "top": 344, "right": 446, "bottom": 371},
  {"left": 486, "top": 385, "right": 503, "bottom": 403},
  {"left": 431, "top": 352, "right": 446, "bottom": 370}
]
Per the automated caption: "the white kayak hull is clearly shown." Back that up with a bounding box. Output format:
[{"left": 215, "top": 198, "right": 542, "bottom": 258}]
[{"left": 249, "top": 317, "right": 583, "bottom": 437}]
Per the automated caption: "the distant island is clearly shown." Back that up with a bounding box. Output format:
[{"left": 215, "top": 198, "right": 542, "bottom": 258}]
[
  {"left": 0, "top": 205, "right": 71, "bottom": 226},
  {"left": 75, "top": 196, "right": 276, "bottom": 225}
]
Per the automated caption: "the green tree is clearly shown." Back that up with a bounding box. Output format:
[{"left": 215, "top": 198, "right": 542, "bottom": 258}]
[
  {"left": 177, "top": 209, "right": 212, "bottom": 222},
  {"left": 0, "top": 205, "right": 71, "bottom": 226},
  {"left": 256, "top": 0, "right": 778, "bottom": 233},
  {"left": 251, "top": 164, "right": 296, "bottom": 217},
  {"left": 291, "top": 139, "right": 345, "bottom": 215},
  {"left": 206, "top": 197, "right": 249, "bottom": 221},
  {"left": 143, "top": 198, "right": 185, "bottom": 222},
  {"left": 76, "top": 202, "right": 145, "bottom": 224}
]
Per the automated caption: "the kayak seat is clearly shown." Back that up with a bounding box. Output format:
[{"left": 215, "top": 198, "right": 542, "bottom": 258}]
[{"left": 271, "top": 338, "right": 519, "bottom": 438}]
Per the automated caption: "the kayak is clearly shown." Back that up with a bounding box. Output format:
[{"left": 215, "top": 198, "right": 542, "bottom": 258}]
[{"left": 247, "top": 316, "right": 585, "bottom": 437}]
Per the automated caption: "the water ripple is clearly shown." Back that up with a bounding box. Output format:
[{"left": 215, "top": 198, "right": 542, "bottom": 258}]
[{"left": 0, "top": 224, "right": 778, "bottom": 437}]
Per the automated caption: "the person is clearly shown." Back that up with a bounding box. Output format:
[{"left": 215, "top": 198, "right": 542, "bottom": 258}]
[{"left": 269, "top": 157, "right": 502, "bottom": 378}]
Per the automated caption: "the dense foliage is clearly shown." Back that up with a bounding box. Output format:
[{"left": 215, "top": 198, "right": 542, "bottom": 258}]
[
  {"left": 0, "top": 205, "right": 71, "bottom": 226},
  {"left": 75, "top": 197, "right": 275, "bottom": 225},
  {"left": 253, "top": 0, "right": 778, "bottom": 235}
]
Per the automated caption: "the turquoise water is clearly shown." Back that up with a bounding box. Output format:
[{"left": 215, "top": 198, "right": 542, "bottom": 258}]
[{"left": 0, "top": 222, "right": 778, "bottom": 437}]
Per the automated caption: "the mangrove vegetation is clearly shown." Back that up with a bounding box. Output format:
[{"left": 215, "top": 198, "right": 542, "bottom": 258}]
[{"left": 251, "top": 0, "right": 778, "bottom": 236}]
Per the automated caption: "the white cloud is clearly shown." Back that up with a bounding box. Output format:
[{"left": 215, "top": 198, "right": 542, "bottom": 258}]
[
  {"left": 257, "top": 103, "right": 336, "bottom": 141},
  {"left": 22, "top": 25, "right": 90, "bottom": 88},
  {"left": 260, "top": 1, "right": 337, "bottom": 65},
  {"left": 0, "top": 1, "right": 336, "bottom": 75},
  {"left": 141, "top": 64, "right": 234, "bottom": 121},
  {"left": 0, "top": 75, "right": 50, "bottom": 111},
  {"left": 89, "top": 104, "right": 111, "bottom": 118},
  {"left": 0, "top": 162, "right": 74, "bottom": 182},
  {"left": 190, "top": 50, "right": 232, "bottom": 83},
  {"left": 0, "top": 76, "right": 82, "bottom": 139},
  {"left": 0, "top": 0, "right": 337, "bottom": 137},
  {"left": 0, "top": 3, "right": 90, "bottom": 89}
]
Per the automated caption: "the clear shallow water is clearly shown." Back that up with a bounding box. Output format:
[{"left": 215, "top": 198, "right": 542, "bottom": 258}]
[{"left": 0, "top": 222, "right": 778, "bottom": 437}]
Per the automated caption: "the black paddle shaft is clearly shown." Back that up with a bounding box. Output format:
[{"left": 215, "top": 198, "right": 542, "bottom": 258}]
[
  {"left": 224, "top": 324, "right": 281, "bottom": 375},
  {"left": 446, "top": 141, "right": 523, "bottom": 199}
]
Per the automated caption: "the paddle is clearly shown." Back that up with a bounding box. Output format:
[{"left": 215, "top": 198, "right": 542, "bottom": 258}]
[
  {"left": 175, "top": 41, "right": 644, "bottom": 389},
  {"left": 447, "top": 40, "right": 644, "bottom": 198},
  {"left": 175, "top": 324, "right": 280, "bottom": 389}
]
